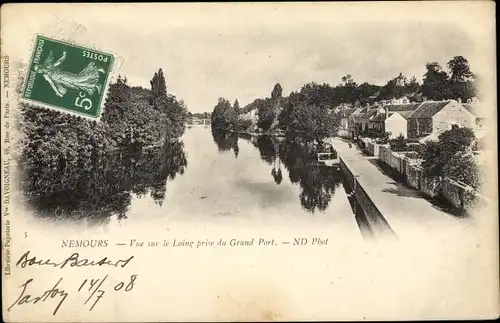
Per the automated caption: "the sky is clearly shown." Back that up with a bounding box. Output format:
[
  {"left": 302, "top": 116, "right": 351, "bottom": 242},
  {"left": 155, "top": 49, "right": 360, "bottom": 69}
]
[
  {"left": 113, "top": 21, "right": 477, "bottom": 113},
  {"left": 5, "top": 3, "right": 494, "bottom": 113}
]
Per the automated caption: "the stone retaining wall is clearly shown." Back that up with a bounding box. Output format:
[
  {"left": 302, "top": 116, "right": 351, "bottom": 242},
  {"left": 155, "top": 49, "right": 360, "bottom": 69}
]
[
  {"left": 340, "top": 157, "right": 394, "bottom": 236},
  {"left": 377, "top": 146, "right": 485, "bottom": 210}
]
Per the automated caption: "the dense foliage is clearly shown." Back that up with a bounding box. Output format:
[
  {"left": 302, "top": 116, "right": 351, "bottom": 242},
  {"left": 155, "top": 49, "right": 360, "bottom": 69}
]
[
  {"left": 276, "top": 85, "right": 339, "bottom": 142},
  {"left": 389, "top": 134, "right": 409, "bottom": 152},
  {"left": 211, "top": 55, "right": 477, "bottom": 143},
  {"left": 421, "top": 56, "right": 476, "bottom": 101},
  {"left": 211, "top": 82, "right": 339, "bottom": 142},
  {"left": 211, "top": 98, "right": 236, "bottom": 131},
  {"left": 420, "top": 127, "right": 479, "bottom": 188},
  {"left": 18, "top": 67, "right": 189, "bottom": 217},
  {"left": 19, "top": 69, "right": 188, "bottom": 168},
  {"left": 210, "top": 96, "right": 256, "bottom": 132}
]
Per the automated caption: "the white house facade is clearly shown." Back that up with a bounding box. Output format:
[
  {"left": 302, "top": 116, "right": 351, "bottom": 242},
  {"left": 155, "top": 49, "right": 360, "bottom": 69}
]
[
  {"left": 385, "top": 112, "right": 409, "bottom": 138},
  {"left": 432, "top": 100, "right": 477, "bottom": 134}
]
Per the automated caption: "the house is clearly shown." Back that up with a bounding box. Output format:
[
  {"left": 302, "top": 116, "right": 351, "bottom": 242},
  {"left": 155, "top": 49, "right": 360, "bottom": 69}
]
[
  {"left": 349, "top": 105, "right": 381, "bottom": 137},
  {"left": 461, "top": 97, "right": 487, "bottom": 127},
  {"left": 348, "top": 106, "right": 365, "bottom": 138},
  {"left": 370, "top": 103, "right": 421, "bottom": 138},
  {"left": 406, "top": 100, "right": 477, "bottom": 139},
  {"left": 335, "top": 107, "right": 355, "bottom": 138},
  {"left": 461, "top": 98, "right": 492, "bottom": 145},
  {"left": 389, "top": 96, "right": 411, "bottom": 105}
]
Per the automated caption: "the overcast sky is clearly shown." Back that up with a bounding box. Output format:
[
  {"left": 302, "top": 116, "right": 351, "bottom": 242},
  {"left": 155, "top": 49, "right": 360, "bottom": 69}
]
[
  {"left": 117, "top": 21, "right": 476, "bottom": 113},
  {"left": 6, "top": 3, "right": 493, "bottom": 112}
]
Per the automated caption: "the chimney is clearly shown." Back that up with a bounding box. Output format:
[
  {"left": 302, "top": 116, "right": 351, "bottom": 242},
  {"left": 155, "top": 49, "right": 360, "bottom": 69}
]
[
  {"left": 458, "top": 97, "right": 462, "bottom": 104},
  {"left": 384, "top": 106, "right": 388, "bottom": 120}
]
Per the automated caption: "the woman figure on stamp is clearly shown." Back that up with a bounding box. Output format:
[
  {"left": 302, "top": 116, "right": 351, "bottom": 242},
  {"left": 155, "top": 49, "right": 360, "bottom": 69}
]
[{"left": 34, "top": 50, "right": 105, "bottom": 98}]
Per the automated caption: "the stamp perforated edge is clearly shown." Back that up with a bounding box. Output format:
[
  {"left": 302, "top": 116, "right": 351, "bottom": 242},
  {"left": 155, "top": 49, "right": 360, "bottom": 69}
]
[{"left": 18, "top": 34, "right": 116, "bottom": 121}]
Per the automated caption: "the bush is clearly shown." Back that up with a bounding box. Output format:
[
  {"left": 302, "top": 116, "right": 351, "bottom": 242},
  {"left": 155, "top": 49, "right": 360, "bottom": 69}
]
[
  {"left": 442, "top": 152, "right": 481, "bottom": 189},
  {"left": 375, "top": 131, "right": 391, "bottom": 144},
  {"left": 412, "top": 143, "right": 426, "bottom": 157},
  {"left": 389, "top": 134, "right": 408, "bottom": 152},
  {"left": 235, "top": 117, "right": 253, "bottom": 132},
  {"left": 420, "top": 127, "right": 479, "bottom": 188},
  {"left": 18, "top": 72, "right": 187, "bottom": 169}
]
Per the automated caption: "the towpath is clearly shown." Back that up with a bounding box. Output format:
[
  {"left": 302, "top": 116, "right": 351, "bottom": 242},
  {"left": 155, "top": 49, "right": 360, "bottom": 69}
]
[{"left": 327, "top": 138, "right": 472, "bottom": 243}]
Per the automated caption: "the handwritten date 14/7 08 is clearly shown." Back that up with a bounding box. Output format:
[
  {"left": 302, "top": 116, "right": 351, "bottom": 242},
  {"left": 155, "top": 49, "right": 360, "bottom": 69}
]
[{"left": 8, "top": 274, "right": 138, "bottom": 316}]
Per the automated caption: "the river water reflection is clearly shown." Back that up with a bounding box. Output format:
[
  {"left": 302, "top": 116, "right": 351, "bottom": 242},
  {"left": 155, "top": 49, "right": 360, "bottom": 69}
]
[{"left": 20, "top": 127, "right": 360, "bottom": 231}]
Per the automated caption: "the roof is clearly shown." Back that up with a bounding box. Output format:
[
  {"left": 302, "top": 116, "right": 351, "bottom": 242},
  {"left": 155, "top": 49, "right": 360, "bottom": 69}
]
[
  {"left": 371, "top": 113, "right": 386, "bottom": 122},
  {"left": 461, "top": 103, "right": 474, "bottom": 113},
  {"left": 383, "top": 103, "right": 421, "bottom": 112},
  {"left": 365, "top": 109, "right": 379, "bottom": 119},
  {"left": 397, "top": 110, "right": 414, "bottom": 119},
  {"left": 461, "top": 103, "right": 485, "bottom": 118},
  {"left": 352, "top": 107, "right": 364, "bottom": 115},
  {"left": 354, "top": 108, "right": 379, "bottom": 122},
  {"left": 371, "top": 108, "right": 418, "bottom": 123},
  {"left": 407, "top": 101, "right": 453, "bottom": 119},
  {"left": 351, "top": 115, "right": 363, "bottom": 122}
]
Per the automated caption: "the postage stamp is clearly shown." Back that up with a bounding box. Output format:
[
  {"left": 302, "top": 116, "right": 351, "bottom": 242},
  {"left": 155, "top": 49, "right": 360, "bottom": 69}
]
[{"left": 20, "top": 35, "right": 114, "bottom": 118}]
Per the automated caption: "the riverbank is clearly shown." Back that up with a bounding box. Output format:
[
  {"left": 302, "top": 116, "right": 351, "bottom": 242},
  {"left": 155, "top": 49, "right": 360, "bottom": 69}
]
[
  {"left": 328, "top": 138, "right": 471, "bottom": 243},
  {"left": 234, "top": 129, "right": 285, "bottom": 137}
]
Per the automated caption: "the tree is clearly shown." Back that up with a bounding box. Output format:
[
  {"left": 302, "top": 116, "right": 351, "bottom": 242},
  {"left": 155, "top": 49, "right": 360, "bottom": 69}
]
[
  {"left": 233, "top": 99, "right": 240, "bottom": 113},
  {"left": 271, "top": 83, "right": 283, "bottom": 101},
  {"left": 211, "top": 97, "right": 235, "bottom": 131},
  {"left": 341, "top": 74, "right": 355, "bottom": 86},
  {"left": 355, "top": 82, "right": 381, "bottom": 106},
  {"left": 420, "top": 127, "right": 479, "bottom": 187},
  {"left": 278, "top": 92, "right": 300, "bottom": 131},
  {"left": 378, "top": 73, "right": 421, "bottom": 101},
  {"left": 257, "top": 100, "right": 276, "bottom": 132},
  {"left": 149, "top": 68, "right": 187, "bottom": 137},
  {"left": 405, "top": 76, "right": 421, "bottom": 101},
  {"left": 298, "top": 82, "right": 335, "bottom": 107},
  {"left": 256, "top": 83, "right": 285, "bottom": 133},
  {"left": 339, "top": 75, "right": 358, "bottom": 105},
  {"left": 150, "top": 68, "right": 167, "bottom": 100},
  {"left": 421, "top": 62, "right": 451, "bottom": 101},
  {"left": 288, "top": 103, "right": 337, "bottom": 142},
  {"left": 447, "top": 56, "right": 476, "bottom": 101},
  {"left": 447, "top": 56, "right": 474, "bottom": 83}
]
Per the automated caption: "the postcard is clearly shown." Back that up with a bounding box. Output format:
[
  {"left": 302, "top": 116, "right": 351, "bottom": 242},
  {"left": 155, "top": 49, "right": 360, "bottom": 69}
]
[{"left": 1, "top": 2, "right": 498, "bottom": 322}]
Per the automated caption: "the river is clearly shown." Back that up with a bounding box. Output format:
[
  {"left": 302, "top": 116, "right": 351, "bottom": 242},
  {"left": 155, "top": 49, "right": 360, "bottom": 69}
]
[{"left": 19, "top": 126, "right": 368, "bottom": 237}]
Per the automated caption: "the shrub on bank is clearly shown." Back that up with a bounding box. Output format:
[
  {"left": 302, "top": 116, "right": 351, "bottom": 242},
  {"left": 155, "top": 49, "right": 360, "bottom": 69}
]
[
  {"left": 389, "top": 134, "right": 408, "bottom": 152},
  {"left": 18, "top": 71, "right": 187, "bottom": 168}
]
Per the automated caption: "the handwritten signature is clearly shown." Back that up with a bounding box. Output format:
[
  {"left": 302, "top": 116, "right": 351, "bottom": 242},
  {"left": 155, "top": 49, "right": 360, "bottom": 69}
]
[
  {"left": 16, "top": 251, "right": 134, "bottom": 269},
  {"left": 8, "top": 277, "right": 68, "bottom": 315},
  {"left": 8, "top": 274, "right": 138, "bottom": 316},
  {"left": 8, "top": 252, "right": 137, "bottom": 316}
]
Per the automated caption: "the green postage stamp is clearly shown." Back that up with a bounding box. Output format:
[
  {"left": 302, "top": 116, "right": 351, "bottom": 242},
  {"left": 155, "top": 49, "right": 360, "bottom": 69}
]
[{"left": 21, "top": 35, "right": 114, "bottom": 118}]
